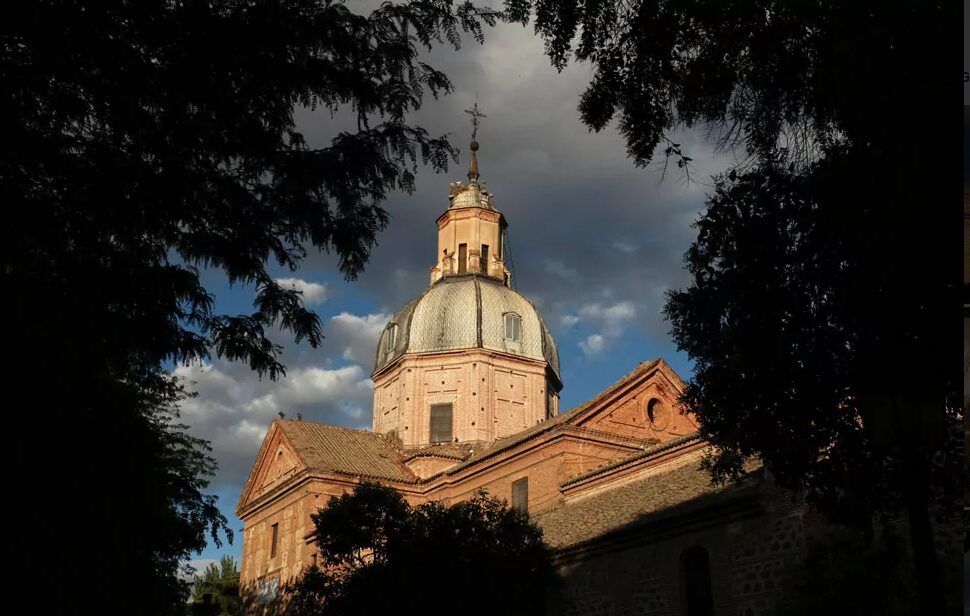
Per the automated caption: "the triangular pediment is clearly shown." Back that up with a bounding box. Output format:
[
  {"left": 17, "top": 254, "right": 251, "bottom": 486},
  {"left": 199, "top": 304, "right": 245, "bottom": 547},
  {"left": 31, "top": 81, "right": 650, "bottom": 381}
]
[
  {"left": 568, "top": 359, "right": 699, "bottom": 441},
  {"left": 236, "top": 421, "right": 307, "bottom": 514}
]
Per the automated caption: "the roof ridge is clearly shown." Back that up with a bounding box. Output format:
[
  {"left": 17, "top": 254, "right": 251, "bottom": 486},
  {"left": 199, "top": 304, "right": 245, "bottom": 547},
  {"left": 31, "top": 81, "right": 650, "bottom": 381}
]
[
  {"left": 280, "top": 420, "right": 382, "bottom": 438},
  {"left": 555, "top": 358, "right": 662, "bottom": 421},
  {"left": 560, "top": 432, "right": 703, "bottom": 488}
]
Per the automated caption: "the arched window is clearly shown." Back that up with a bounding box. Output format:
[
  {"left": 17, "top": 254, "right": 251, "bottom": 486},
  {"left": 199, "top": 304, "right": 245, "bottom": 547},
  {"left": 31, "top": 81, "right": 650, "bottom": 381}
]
[
  {"left": 681, "top": 546, "right": 714, "bottom": 616},
  {"left": 504, "top": 312, "right": 522, "bottom": 341}
]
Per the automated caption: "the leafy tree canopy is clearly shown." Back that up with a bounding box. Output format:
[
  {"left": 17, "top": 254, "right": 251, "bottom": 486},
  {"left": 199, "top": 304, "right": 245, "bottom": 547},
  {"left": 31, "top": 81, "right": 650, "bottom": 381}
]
[
  {"left": 509, "top": 0, "right": 957, "bottom": 612},
  {"left": 3, "top": 1, "right": 496, "bottom": 613},
  {"left": 276, "top": 484, "right": 556, "bottom": 616},
  {"left": 510, "top": 0, "right": 958, "bottom": 525},
  {"left": 768, "top": 522, "right": 963, "bottom": 616},
  {"left": 191, "top": 556, "right": 242, "bottom": 616}
]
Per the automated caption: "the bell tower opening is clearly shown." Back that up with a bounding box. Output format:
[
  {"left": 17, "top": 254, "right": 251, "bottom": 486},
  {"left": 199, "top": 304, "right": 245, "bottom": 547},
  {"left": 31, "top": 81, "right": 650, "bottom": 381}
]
[{"left": 430, "top": 103, "right": 512, "bottom": 287}]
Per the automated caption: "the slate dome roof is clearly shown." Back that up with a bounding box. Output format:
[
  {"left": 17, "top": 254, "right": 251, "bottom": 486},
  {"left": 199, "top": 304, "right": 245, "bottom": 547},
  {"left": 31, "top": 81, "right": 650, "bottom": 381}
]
[{"left": 373, "top": 274, "right": 560, "bottom": 381}]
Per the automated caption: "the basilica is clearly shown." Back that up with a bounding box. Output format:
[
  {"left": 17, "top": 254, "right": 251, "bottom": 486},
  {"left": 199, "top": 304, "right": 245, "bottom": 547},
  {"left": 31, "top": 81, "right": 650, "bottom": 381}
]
[{"left": 236, "top": 123, "right": 809, "bottom": 616}]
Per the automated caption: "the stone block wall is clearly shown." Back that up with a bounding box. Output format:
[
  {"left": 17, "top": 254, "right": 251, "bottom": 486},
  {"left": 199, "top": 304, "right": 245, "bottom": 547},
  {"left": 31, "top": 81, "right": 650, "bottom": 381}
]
[{"left": 550, "top": 496, "right": 809, "bottom": 616}]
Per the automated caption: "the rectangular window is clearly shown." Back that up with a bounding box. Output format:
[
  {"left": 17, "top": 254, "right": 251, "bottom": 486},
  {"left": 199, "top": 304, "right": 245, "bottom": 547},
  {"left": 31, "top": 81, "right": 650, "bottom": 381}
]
[
  {"left": 481, "top": 244, "right": 489, "bottom": 274},
  {"left": 511, "top": 477, "right": 528, "bottom": 514},
  {"left": 385, "top": 324, "right": 397, "bottom": 353},
  {"left": 498, "top": 229, "right": 504, "bottom": 259},
  {"left": 270, "top": 523, "right": 279, "bottom": 559},
  {"left": 504, "top": 313, "right": 521, "bottom": 341},
  {"left": 458, "top": 243, "right": 467, "bottom": 274},
  {"left": 430, "top": 403, "right": 453, "bottom": 443}
]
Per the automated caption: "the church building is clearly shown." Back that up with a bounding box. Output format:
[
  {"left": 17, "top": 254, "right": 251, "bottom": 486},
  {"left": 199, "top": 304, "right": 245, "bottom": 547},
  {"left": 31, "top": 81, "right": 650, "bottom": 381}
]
[{"left": 236, "top": 116, "right": 810, "bottom": 616}]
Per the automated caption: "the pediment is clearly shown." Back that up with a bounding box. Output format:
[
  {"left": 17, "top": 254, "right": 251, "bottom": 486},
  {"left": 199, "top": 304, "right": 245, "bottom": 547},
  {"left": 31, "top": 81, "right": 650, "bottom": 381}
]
[
  {"left": 236, "top": 422, "right": 307, "bottom": 514},
  {"left": 571, "top": 359, "right": 699, "bottom": 441}
]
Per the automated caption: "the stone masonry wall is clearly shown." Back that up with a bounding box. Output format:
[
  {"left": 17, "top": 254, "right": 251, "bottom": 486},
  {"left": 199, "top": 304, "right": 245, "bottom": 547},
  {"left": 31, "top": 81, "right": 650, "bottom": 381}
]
[{"left": 551, "top": 494, "right": 808, "bottom": 616}]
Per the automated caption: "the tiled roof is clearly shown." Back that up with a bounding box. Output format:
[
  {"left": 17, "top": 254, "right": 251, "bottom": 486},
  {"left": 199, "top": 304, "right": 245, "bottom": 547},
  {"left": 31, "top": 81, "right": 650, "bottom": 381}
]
[
  {"left": 401, "top": 442, "right": 477, "bottom": 462},
  {"left": 534, "top": 457, "right": 763, "bottom": 550},
  {"left": 277, "top": 421, "right": 416, "bottom": 482},
  {"left": 373, "top": 274, "right": 560, "bottom": 378},
  {"left": 560, "top": 432, "right": 702, "bottom": 487},
  {"left": 267, "top": 360, "right": 670, "bottom": 487}
]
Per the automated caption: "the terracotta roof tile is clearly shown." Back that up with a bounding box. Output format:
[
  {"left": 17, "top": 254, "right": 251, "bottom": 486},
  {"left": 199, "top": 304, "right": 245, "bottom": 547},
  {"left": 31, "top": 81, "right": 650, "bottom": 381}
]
[
  {"left": 560, "top": 432, "right": 702, "bottom": 487},
  {"left": 277, "top": 420, "right": 416, "bottom": 482},
  {"left": 534, "top": 456, "right": 763, "bottom": 550},
  {"left": 401, "top": 442, "right": 477, "bottom": 462},
  {"left": 269, "top": 360, "right": 669, "bottom": 485}
]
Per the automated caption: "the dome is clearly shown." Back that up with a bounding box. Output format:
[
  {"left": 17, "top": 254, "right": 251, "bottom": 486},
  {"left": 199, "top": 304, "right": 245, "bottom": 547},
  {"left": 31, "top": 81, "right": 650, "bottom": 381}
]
[{"left": 374, "top": 274, "right": 560, "bottom": 380}]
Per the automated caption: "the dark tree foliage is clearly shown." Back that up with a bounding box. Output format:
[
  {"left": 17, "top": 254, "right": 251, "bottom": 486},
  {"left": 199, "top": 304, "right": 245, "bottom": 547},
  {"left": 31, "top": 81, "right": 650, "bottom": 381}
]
[
  {"left": 191, "top": 556, "right": 242, "bottom": 616},
  {"left": 768, "top": 523, "right": 963, "bottom": 616},
  {"left": 275, "top": 484, "right": 556, "bottom": 616},
  {"left": 510, "top": 1, "right": 957, "bottom": 613},
  {"left": 3, "top": 1, "right": 496, "bottom": 614}
]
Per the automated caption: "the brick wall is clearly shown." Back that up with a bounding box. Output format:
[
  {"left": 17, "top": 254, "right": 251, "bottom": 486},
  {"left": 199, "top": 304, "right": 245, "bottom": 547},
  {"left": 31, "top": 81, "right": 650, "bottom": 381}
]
[{"left": 373, "top": 350, "right": 550, "bottom": 447}]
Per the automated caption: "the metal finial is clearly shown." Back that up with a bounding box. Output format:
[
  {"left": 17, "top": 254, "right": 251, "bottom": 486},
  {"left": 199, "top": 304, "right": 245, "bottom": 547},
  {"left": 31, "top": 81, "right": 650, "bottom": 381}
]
[
  {"left": 464, "top": 101, "right": 486, "bottom": 141},
  {"left": 464, "top": 100, "right": 486, "bottom": 183}
]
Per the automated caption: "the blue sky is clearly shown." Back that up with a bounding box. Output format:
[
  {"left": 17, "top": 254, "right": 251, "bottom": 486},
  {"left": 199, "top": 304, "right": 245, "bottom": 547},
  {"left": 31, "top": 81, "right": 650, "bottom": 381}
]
[{"left": 178, "top": 18, "right": 728, "bottom": 570}]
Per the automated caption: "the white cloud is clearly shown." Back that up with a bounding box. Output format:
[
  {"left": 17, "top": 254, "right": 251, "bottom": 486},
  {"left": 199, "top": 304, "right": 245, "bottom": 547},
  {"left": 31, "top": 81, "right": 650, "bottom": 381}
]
[
  {"left": 579, "top": 334, "right": 606, "bottom": 357},
  {"left": 275, "top": 277, "right": 329, "bottom": 306},
  {"left": 176, "top": 360, "right": 375, "bottom": 488},
  {"left": 579, "top": 301, "right": 636, "bottom": 336},
  {"left": 574, "top": 301, "right": 637, "bottom": 358},
  {"left": 560, "top": 314, "right": 580, "bottom": 328},
  {"left": 325, "top": 312, "right": 389, "bottom": 364}
]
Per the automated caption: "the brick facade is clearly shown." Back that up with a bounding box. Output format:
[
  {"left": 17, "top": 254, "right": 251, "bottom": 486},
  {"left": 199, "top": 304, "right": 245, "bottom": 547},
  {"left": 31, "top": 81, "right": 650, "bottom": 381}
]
[
  {"left": 236, "top": 157, "right": 811, "bottom": 611},
  {"left": 372, "top": 349, "right": 555, "bottom": 447},
  {"left": 237, "top": 360, "right": 709, "bottom": 594}
]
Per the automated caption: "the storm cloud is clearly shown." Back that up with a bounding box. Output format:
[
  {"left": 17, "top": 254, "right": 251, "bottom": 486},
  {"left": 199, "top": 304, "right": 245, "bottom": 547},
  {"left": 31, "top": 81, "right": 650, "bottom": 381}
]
[{"left": 178, "top": 19, "right": 728, "bottom": 496}]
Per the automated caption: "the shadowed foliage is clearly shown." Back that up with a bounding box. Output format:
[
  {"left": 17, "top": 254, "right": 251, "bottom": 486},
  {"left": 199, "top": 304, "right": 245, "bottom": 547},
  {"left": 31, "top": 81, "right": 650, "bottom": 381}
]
[
  {"left": 508, "top": 1, "right": 958, "bottom": 613},
  {"left": 3, "top": 1, "right": 498, "bottom": 613},
  {"left": 270, "top": 484, "right": 556, "bottom": 616},
  {"left": 191, "top": 555, "right": 242, "bottom": 616},
  {"left": 768, "top": 522, "right": 963, "bottom": 616}
]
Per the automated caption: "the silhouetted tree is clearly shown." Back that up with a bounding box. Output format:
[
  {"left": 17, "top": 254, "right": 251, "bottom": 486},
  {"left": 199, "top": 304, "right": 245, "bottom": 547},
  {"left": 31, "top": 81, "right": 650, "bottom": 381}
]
[
  {"left": 3, "top": 1, "right": 496, "bottom": 613},
  {"left": 191, "top": 556, "right": 242, "bottom": 616},
  {"left": 508, "top": 1, "right": 957, "bottom": 613},
  {"left": 280, "top": 484, "right": 556, "bottom": 616},
  {"left": 768, "top": 522, "right": 963, "bottom": 616}
]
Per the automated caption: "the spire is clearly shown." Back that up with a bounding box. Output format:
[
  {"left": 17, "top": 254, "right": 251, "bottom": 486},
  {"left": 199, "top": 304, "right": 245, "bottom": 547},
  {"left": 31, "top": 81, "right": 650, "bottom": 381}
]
[{"left": 464, "top": 101, "right": 486, "bottom": 184}]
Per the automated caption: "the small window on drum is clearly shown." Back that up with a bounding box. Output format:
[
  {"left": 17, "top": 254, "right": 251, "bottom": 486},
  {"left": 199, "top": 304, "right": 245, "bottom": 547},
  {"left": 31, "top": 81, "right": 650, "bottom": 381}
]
[
  {"left": 504, "top": 313, "right": 522, "bottom": 341},
  {"left": 385, "top": 324, "right": 398, "bottom": 354}
]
